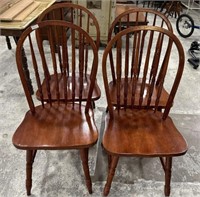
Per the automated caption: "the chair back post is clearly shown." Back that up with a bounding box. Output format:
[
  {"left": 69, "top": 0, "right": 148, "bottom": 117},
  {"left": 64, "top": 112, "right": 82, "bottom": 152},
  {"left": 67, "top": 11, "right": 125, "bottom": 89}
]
[
  {"left": 16, "top": 31, "right": 36, "bottom": 114},
  {"left": 163, "top": 44, "right": 185, "bottom": 119}
]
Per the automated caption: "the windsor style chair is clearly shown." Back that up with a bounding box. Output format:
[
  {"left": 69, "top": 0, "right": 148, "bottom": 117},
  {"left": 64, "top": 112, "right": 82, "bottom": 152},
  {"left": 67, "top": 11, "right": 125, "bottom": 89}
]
[
  {"left": 108, "top": 8, "right": 173, "bottom": 110},
  {"left": 36, "top": 3, "right": 101, "bottom": 105},
  {"left": 102, "top": 26, "right": 187, "bottom": 196},
  {"left": 12, "top": 20, "right": 99, "bottom": 195}
]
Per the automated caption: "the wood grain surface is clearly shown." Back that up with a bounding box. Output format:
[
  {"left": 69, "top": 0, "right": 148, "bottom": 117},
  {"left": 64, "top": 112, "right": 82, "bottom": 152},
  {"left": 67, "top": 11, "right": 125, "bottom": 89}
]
[
  {"left": 0, "top": 0, "right": 34, "bottom": 21},
  {"left": 14, "top": 1, "right": 40, "bottom": 21}
]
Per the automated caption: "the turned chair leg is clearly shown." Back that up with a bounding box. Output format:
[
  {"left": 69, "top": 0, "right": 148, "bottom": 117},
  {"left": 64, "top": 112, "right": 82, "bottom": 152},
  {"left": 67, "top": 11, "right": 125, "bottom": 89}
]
[
  {"left": 26, "top": 150, "right": 34, "bottom": 196},
  {"left": 80, "top": 148, "right": 92, "bottom": 194},
  {"left": 164, "top": 157, "right": 172, "bottom": 197},
  {"left": 104, "top": 155, "right": 119, "bottom": 196}
]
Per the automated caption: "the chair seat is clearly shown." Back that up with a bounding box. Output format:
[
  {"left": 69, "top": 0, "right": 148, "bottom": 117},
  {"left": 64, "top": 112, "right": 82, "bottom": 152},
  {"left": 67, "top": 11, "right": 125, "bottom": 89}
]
[
  {"left": 103, "top": 109, "right": 187, "bottom": 157},
  {"left": 13, "top": 103, "right": 98, "bottom": 150},
  {"left": 36, "top": 73, "right": 101, "bottom": 102},
  {"left": 109, "top": 78, "right": 169, "bottom": 108}
]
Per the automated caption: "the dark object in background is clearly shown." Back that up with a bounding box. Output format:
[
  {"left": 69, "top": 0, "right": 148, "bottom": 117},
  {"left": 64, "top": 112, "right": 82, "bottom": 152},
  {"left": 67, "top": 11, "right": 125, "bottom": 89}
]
[{"left": 188, "top": 41, "right": 200, "bottom": 69}]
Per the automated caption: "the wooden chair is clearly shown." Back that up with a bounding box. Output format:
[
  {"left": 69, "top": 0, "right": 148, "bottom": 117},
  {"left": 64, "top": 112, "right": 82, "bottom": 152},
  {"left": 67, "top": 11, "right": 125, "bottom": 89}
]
[
  {"left": 161, "top": 1, "right": 183, "bottom": 18},
  {"left": 36, "top": 2, "right": 101, "bottom": 105},
  {"left": 108, "top": 8, "right": 173, "bottom": 110},
  {"left": 109, "top": 7, "right": 173, "bottom": 36},
  {"left": 12, "top": 20, "right": 99, "bottom": 195},
  {"left": 102, "top": 26, "right": 187, "bottom": 196}
]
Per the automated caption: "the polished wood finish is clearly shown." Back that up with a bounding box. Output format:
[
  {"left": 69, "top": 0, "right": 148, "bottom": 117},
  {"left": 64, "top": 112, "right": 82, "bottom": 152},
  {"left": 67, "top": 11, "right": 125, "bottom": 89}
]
[
  {"left": 36, "top": 73, "right": 100, "bottom": 102},
  {"left": 12, "top": 20, "right": 99, "bottom": 195},
  {"left": 80, "top": 148, "right": 92, "bottom": 194},
  {"left": 108, "top": 8, "right": 173, "bottom": 109},
  {"left": 36, "top": 2, "right": 101, "bottom": 104},
  {"left": 102, "top": 26, "right": 187, "bottom": 196}
]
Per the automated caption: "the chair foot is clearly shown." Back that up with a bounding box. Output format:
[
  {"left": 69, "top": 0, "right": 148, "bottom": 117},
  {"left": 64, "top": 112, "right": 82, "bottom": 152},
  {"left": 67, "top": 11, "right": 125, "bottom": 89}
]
[
  {"left": 80, "top": 148, "right": 92, "bottom": 194},
  {"left": 164, "top": 157, "right": 172, "bottom": 197},
  {"left": 27, "top": 190, "right": 31, "bottom": 196},
  {"left": 26, "top": 150, "right": 34, "bottom": 196},
  {"left": 86, "top": 179, "right": 92, "bottom": 194},
  {"left": 103, "top": 185, "right": 110, "bottom": 196},
  {"left": 164, "top": 185, "right": 170, "bottom": 197}
]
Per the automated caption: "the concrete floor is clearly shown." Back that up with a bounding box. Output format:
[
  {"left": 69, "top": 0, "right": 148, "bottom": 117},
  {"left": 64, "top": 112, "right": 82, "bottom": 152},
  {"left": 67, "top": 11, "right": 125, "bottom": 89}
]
[{"left": 0, "top": 4, "right": 200, "bottom": 197}]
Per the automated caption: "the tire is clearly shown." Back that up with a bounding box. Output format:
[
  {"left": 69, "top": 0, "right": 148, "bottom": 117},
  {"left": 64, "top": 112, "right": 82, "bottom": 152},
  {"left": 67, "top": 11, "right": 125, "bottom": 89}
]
[{"left": 176, "top": 14, "right": 194, "bottom": 38}]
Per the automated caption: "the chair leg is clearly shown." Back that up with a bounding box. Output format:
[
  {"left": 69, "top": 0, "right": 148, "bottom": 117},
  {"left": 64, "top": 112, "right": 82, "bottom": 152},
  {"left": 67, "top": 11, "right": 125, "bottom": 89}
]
[
  {"left": 92, "top": 101, "right": 95, "bottom": 109},
  {"left": 6, "top": 36, "right": 12, "bottom": 50},
  {"left": 107, "top": 154, "right": 112, "bottom": 170},
  {"left": 26, "top": 150, "right": 34, "bottom": 196},
  {"left": 104, "top": 155, "right": 119, "bottom": 196},
  {"left": 164, "top": 157, "right": 172, "bottom": 197},
  {"left": 80, "top": 148, "right": 92, "bottom": 194}
]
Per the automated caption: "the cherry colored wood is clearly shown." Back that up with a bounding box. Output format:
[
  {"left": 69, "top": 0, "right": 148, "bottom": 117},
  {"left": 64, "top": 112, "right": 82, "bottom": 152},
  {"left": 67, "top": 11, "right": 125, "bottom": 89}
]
[
  {"left": 102, "top": 26, "right": 187, "bottom": 196},
  {"left": 12, "top": 20, "right": 99, "bottom": 195},
  {"left": 164, "top": 157, "right": 172, "bottom": 196},
  {"left": 80, "top": 148, "right": 92, "bottom": 194},
  {"left": 36, "top": 73, "right": 100, "bottom": 102},
  {"left": 108, "top": 78, "right": 169, "bottom": 108},
  {"left": 36, "top": 2, "right": 101, "bottom": 104},
  {"left": 104, "top": 155, "right": 119, "bottom": 196},
  {"left": 103, "top": 110, "right": 187, "bottom": 156},
  {"left": 26, "top": 150, "right": 33, "bottom": 196},
  {"left": 108, "top": 8, "right": 173, "bottom": 110}
]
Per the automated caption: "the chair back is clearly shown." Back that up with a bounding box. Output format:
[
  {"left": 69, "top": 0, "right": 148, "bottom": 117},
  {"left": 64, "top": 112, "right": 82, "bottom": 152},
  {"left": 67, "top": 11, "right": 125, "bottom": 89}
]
[
  {"left": 37, "top": 2, "right": 100, "bottom": 49},
  {"left": 108, "top": 8, "right": 173, "bottom": 83},
  {"left": 108, "top": 7, "right": 173, "bottom": 41},
  {"left": 16, "top": 20, "right": 98, "bottom": 113},
  {"left": 102, "top": 26, "right": 184, "bottom": 119}
]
